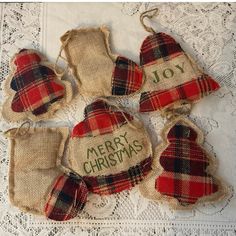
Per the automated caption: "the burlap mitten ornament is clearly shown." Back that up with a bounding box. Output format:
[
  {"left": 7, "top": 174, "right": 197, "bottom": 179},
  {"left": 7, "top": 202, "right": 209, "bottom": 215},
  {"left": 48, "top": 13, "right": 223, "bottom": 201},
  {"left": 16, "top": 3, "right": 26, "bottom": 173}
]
[
  {"left": 58, "top": 26, "right": 143, "bottom": 97},
  {"left": 68, "top": 99, "right": 152, "bottom": 195},
  {"left": 139, "top": 117, "right": 226, "bottom": 208},
  {"left": 138, "top": 9, "right": 220, "bottom": 113},
  {"left": 2, "top": 49, "right": 73, "bottom": 122},
  {"left": 5, "top": 127, "right": 88, "bottom": 221}
]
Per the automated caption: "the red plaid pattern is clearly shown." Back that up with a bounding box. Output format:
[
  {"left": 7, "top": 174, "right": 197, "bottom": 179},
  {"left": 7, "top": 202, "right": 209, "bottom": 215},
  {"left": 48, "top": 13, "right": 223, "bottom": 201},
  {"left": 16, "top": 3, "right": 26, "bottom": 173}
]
[
  {"left": 112, "top": 56, "right": 143, "bottom": 95},
  {"left": 139, "top": 75, "right": 220, "bottom": 112},
  {"left": 83, "top": 156, "right": 152, "bottom": 195},
  {"left": 139, "top": 32, "right": 220, "bottom": 112},
  {"left": 11, "top": 49, "right": 65, "bottom": 115},
  {"left": 155, "top": 123, "right": 219, "bottom": 206},
  {"left": 45, "top": 173, "right": 88, "bottom": 221},
  {"left": 72, "top": 99, "right": 133, "bottom": 137},
  {"left": 140, "top": 32, "right": 183, "bottom": 66}
]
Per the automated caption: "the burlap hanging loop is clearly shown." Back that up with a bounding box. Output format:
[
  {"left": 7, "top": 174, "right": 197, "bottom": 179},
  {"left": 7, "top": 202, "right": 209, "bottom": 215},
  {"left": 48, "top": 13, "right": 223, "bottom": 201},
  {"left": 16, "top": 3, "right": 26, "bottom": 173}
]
[
  {"left": 54, "top": 30, "right": 73, "bottom": 77},
  {"left": 140, "top": 8, "right": 159, "bottom": 34}
]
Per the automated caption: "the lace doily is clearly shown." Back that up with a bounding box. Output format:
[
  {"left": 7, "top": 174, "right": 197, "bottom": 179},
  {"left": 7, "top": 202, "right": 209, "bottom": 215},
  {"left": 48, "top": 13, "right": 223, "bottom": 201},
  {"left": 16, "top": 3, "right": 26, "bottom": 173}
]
[{"left": 0, "top": 3, "right": 236, "bottom": 235}]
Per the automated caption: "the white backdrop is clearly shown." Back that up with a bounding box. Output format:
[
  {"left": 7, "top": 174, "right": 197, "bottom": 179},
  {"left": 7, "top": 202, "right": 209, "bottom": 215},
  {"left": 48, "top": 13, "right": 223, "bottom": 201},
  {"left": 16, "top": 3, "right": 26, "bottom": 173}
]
[{"left": 0, "top": 3, "right": 236, "bottom": 236}]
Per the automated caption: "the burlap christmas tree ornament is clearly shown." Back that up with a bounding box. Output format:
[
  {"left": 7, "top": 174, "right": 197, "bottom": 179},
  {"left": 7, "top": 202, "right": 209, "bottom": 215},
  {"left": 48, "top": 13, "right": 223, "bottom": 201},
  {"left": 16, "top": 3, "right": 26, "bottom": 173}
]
[
  {"left": 68, "top": 99, "right": 152, "bottom": 195},
  {"left": 139, "top": 116, "right": 226, "bottom": 209},
  {"left": 58, "top": 26, "right": 143, "bottom": 97},
  {"left": 138, "top": 9, "right": 220, "bottom": 113},
  {"left": 5, "top": 126, "right": 88, "bottom": 221},
  {"left": 2, "top": 49, "right": 73, "bottom": 122}
]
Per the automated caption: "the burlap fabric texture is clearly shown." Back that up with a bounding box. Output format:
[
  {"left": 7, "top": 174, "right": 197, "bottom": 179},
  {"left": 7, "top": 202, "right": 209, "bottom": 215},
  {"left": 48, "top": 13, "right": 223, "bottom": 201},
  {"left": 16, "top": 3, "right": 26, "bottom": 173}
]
[
  {"left": 5, "top": 127, "right": 88, "bottom": 221},
  {"left": 59, "top": 26, "right": 143, "bottom": 97}
]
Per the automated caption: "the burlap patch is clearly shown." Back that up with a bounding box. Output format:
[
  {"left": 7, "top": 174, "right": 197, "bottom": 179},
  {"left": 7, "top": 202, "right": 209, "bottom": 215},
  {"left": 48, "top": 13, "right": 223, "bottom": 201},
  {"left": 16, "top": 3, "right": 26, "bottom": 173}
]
[{"left": 6, "top": 127, "right": 69, "bottom": 215}]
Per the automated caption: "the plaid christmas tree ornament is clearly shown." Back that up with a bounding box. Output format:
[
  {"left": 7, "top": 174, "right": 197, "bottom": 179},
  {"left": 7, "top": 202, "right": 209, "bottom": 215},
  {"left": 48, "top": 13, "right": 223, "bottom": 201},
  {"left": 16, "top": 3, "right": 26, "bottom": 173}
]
[
  {"left": 139, "top": 117, "right": 225, "bottom": 208},
  {"left": 69, "top": 99, "right": 153, "bottom": 195},
  {"left": 139, "top": 32, "right": 220, "bottom": 112},
  {"left": 2, "top": 49, "right": 72, "bottom": 121},
  {"left": 45, "top": 172, "right": 88, "bottom": 221}
]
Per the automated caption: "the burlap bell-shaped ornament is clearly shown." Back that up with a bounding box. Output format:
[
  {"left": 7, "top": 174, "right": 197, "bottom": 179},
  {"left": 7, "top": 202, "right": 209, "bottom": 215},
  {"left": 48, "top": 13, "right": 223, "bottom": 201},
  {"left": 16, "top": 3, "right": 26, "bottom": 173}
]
[
  {"left": 2, "top": 49, "right": 73, "bottom": 122},
  {"left": 5, "top": 126, "right": 88, "bottom": 221},
  {"left": 138, "top": 9, "right": 220, "bottom": 113},
  {"left": 68, "top": 99, "right": 152, "bottom": 195},
  {"left": 138, "top": 9, "right": 226, "bottom": 208},
  {"left": 58, "top": 26, "right": 143, "bottom": 97}
]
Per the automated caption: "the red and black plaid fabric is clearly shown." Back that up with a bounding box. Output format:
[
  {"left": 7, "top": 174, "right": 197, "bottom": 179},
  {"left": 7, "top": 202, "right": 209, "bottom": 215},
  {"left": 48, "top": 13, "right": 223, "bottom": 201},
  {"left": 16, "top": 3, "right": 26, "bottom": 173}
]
[
  {"left": 83, "top": 156, "right": 152, "bottom": 195},
  {"left": 139, "top": 75, "right": 220, "bottom": 112},
  {"left": 155, "top": 123, "right": 219, "bottom": 206},
  {"left": 140, "top": 32, "right": 183, "bottom": 66},
  {"left": 45, "top": 173, "right": 88, "bottom": 221},
  {"left": 11, "top": 49, "right": 65, "bottom": 115},
  {"left": 72, "top": 99, "right": 133, "bottom": 138},
  {"left": 112, "top": 56, "right": 143, "bottom": 95},
  {"left": 139, "top": 32, "right": 220, "bottom": 112}
]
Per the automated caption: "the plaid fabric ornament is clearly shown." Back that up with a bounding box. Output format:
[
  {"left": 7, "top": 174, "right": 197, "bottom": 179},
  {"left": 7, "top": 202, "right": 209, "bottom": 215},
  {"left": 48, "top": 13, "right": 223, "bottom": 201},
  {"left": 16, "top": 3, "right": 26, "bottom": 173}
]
[
  {"left": 59, "top": 27, "right": 143, "bottom": 97},
  {"left": 139, "top": 117, "right": 225, "bottom": 208},
  {"left": 45, "top": 172, "right": 88, "bottom": 221},
  {"left": 68, "top": 99, "right": 152, "bottom": 195},
  {"left": 138, "top": 10, "right": 220, "bottom": 113},
  {"left": 2, "top": 49, "right": 72, "bottom": 122}
]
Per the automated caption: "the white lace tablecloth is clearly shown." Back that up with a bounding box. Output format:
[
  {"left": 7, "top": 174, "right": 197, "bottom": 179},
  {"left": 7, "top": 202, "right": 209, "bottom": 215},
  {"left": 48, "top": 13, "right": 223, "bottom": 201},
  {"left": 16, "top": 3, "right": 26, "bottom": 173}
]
[{"left": 0, "top": 3, "right": 236, "bottom": 236}]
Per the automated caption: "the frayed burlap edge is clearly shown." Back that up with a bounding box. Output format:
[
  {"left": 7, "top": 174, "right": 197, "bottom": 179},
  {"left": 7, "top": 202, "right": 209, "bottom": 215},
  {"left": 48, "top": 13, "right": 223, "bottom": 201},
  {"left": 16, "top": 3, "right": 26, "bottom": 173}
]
[
  {"left": 6, "top": 127, "right": 69, "bottom": 215},
  {"left": 139, "top": 116, "right": 228, "bottom": 210},
  {"left": 60, "top": 26, "right": 144, "bottom": 98},
  {"left": 2, "top": 49, "right": 73, "bottom": 122}
]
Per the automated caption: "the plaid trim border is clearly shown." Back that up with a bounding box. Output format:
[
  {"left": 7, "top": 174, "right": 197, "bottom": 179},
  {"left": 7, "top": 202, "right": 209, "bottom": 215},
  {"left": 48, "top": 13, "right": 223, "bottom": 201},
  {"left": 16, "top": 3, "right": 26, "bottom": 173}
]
[
  {"left": 112, "top": 56, "right": 143, "bottom": 95},
  {"left": 155, "top": 123, "right": 219, "bottom": 206},
  {"left": 139, "top": 75, "right": 220, "bottom": 112},
  {"left": 83, "top": 156, "right": 152, "bottom": 195},
  {"left": 140, "top": 32, "right": 183, "bottom": 66},
  {"left": 72, "top": 100, "right": 133, "bottom": 137},
  {"left": 45, "top": 173, "right": 88, "bottom": 221},
  {"left": 10, "top": 49, "right": 65, "bottom": 115}
]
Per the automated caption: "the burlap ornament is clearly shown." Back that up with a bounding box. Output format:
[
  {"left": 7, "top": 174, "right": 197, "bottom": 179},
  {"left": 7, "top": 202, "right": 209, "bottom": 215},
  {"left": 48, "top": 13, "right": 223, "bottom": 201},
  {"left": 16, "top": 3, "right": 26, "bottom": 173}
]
[
  {"left": 139, "top": 116, "right": 227, "bottom": 209},
  {"left": 5, "top": 126, "right": 88, "bottom": 221},
  {"left": 68, "top": 99, "right": 152, "bottom": 195},
  {"left": 138, "top": 9, "right": 220, "bottom": 113},
  {"left": 58, "top": 26, "right": 143, "bottom": 97},
  {"left": 2, "top": 49, "right": 73, "bottom": 122}
]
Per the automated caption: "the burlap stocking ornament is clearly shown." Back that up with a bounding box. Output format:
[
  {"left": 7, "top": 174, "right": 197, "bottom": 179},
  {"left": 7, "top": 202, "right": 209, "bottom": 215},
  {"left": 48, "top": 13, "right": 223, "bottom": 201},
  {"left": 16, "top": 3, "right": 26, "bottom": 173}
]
[
  {"left": 68, "top": 99, "right": 152, "bottom": 195},
  {"left": 5, "top": 126, "right": 88, "bottom": 221},
  {"left": 58, "top": 26, "right": 143, "bottom": 97},
  {"left": 2, "top": 49, "right": 73, "bottom": 122}
]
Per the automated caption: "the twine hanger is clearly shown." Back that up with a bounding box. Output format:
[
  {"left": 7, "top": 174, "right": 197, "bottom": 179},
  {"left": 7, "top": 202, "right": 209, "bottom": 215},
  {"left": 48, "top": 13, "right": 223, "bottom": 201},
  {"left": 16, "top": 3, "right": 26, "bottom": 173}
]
[
  {"left": 97, "top": 97, "right": 143, "bottom": 130},
  {"left": 140, "top": 8, "right": 159, "bottom": 34},
  {"left": 4, "top": 121, "right": 31, "bottom": 138},
  {"left": 54, "top": 30, "right": 73, "bottom": 77}
]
